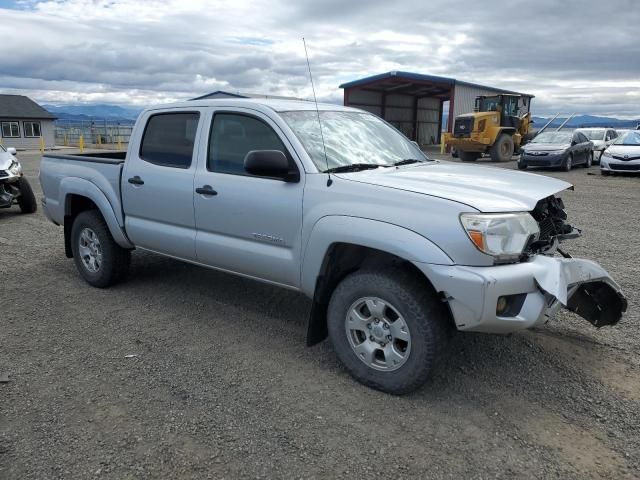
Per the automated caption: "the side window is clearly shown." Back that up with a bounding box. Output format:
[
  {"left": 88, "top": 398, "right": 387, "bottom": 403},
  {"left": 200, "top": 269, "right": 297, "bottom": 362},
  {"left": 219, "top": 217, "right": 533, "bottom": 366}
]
[
  {"left": 208, "top": 113, "right": 292, "bottom": 175},
  {"left": 23, "top": 121, "right": 42, "bottom": 138},
  {"left": 578, "top": 133, "right": 588, "bottom": 143},
  {"left": 1, "top": 121, "right": 20, "bottom": 138},
  {"left": 139, "top": 112, "right": 199, "bottom": 168}
]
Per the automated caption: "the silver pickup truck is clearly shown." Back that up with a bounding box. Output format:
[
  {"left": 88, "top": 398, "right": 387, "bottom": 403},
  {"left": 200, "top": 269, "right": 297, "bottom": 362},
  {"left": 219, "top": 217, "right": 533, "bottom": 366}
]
[{"left": 40, "top": 99, "right": 627, "bottom": 394}]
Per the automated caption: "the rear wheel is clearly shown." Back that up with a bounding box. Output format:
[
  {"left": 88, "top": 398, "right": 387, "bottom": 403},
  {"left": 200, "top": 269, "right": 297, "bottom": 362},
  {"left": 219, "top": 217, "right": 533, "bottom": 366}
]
[
  {"left": 459, "top": 150, "right": 481, "bottom": 162},
  {"left": 327, "top": 268, "right": 451, "bottom": 395},
  {"left": 489, "top": 134, "right": 514, "bottom": 162},
  {"left": 17, "top": 177, "right": 37, "bottom": 214},
  {"left": 584, "top": 151, "right": 593, "bottom": 168},
  {"left": 71, "top": 210, "right": 130, "bottom": 288}
]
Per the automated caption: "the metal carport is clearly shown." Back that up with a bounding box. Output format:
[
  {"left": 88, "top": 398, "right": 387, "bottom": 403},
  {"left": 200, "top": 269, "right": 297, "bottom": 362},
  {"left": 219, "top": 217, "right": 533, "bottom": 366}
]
[{"left": 339, "top": 71, "right": 533, "bottom": 146}]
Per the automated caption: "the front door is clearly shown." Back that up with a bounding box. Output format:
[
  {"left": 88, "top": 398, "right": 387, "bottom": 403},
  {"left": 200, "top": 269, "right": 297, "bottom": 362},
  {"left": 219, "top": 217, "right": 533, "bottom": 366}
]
[
  {"left": 193, "top": 109, "right": 304, "bottom": 288},
  {"left": 122, "top": 110, "right": 202, "bottom": 260}
]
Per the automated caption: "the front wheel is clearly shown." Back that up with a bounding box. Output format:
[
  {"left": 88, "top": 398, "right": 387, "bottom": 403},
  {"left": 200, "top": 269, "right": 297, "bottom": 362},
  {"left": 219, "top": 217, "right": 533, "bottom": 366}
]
[
  {"left": 17, "top": 177, "right": 37, "bottom": 214},
  {"left": 489, "top": 134, "right": 514, "bottom": 162},
  {"left": 327, "top": 268, "right": 451, "bottom": 395},
  {"left": 517, "top": 161, "right": 528, "bottom": 170},
  {"left": 71, "top": 210, "right": 131, "bottom": 288},
  {"left": 563, "top": 154, "right": 573, "bottom": 172}
]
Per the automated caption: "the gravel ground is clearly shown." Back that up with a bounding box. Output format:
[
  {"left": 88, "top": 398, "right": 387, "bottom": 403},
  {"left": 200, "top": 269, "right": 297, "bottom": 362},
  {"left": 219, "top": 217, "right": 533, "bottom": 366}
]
[{"left": 1, "top": 150, "right": 638, "bottom": 479}]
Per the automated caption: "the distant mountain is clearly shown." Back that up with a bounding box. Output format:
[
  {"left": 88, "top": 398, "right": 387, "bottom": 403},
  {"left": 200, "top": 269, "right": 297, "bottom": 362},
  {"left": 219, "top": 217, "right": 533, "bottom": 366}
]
[{"left": 43, "top": 104, "right": 142, "bottom": 122}]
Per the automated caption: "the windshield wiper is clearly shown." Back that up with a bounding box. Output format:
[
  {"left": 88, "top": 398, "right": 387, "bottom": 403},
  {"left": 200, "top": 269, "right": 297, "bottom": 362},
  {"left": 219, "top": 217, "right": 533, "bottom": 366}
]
[
  {"left": 390, "top": 158, "right": 428, "bottom": 167},
  {"left": 324, "top": 163, "right": 381, "bottom": 173}
]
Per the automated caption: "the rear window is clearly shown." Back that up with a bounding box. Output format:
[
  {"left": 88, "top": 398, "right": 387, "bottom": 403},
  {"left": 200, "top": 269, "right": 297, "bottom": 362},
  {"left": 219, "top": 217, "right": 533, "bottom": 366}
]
[{"left": 140, "top": 112, "right": 199, "bottom": 168}]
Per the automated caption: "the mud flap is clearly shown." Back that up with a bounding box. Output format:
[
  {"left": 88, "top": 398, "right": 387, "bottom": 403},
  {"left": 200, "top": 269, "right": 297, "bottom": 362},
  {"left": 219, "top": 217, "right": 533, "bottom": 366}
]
[{"left": 531, "top": 256, "right": 627, "bottom": 328}]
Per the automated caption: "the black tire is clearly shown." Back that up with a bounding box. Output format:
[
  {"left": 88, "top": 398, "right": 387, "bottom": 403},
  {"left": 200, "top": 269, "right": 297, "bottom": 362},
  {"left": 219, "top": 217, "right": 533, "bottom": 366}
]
[
  {"left": 517, "top": 161, "right": 528, "bottom": 170},
  {"left": 70, "top": 210, "right": 130, "bottom": 288},
  {"left": 584, "top": 151, "right": 593, "bottom": 168},
  {"left": 459, "top": 150, "right": 481, "bottom": 162},
  {"left": 562, "top": 154, "right": 573, "bottom": 172},
  {"left": 601, "top": 169, "right": 610, "bottom": 176},
  {"left": 327, "top": 268, "right": 451, "bottom": 395},
  {"left": 451, "top": 148, "right": 459, "bottom": 158},
  {"left": 489, "top": 134, "right": 514, "bottom": 162},
  {"left": 17, "top": 177, "right": 37, "bottom": 214}
]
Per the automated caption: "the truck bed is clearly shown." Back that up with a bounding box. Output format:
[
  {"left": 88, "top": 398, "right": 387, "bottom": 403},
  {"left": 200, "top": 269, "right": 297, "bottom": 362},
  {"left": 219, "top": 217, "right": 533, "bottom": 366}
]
[
  {"left": 39, "top": 152, "right": 127, "bottom": 228},
  {"left": 43, "top": 151, "right": 127, "bottom": 164}
]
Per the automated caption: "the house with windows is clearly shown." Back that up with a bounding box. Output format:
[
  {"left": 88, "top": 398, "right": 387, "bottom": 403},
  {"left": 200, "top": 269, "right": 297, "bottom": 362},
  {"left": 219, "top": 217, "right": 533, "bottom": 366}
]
[{"left": 0, "top": 94, "right": 56, "bottom": 149}]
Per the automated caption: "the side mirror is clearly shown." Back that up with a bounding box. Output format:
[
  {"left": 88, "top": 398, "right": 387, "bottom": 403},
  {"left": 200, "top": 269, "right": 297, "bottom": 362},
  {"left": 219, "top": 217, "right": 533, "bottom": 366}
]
[
  {"left": 7, "top": 147, "right": 17, "bottom": 155},
  {"left": 244, "top": 150, "right": 298, "bottom": 182}
]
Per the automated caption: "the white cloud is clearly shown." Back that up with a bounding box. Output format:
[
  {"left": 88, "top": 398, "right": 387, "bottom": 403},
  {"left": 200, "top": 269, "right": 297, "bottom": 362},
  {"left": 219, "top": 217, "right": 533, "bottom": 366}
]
[{"left": 0, "top": 0, "right": 638, "bottom": 118}]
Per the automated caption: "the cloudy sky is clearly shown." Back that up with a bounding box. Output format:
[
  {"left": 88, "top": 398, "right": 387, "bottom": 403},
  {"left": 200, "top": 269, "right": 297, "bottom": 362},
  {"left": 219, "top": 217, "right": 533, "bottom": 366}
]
[{"left": 0, "top": 0, "right": 638, "bottom": 117}]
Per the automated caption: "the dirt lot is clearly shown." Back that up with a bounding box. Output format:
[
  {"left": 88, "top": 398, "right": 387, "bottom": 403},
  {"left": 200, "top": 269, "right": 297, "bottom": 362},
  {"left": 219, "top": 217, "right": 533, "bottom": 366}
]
[{"left": 1, "top": 151, "right": 639, "bottom": 479}]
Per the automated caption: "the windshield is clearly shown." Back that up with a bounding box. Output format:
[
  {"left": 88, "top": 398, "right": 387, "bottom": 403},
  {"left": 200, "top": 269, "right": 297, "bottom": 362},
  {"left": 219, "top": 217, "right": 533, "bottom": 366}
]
[
  {"left": 613, "top": 131, "right": 640, "bottom": 146},
  {"left": 578, "top": 129, "right": 605, "bottom": 141},
  {"left": 531, "top": 132, "right": 572, "bottom": 144},
  {"left": 280, "top": 111, "right": 428, "bottom": 172},
  {"left": 0, "top": 144, "right": 5, "bottom": 152}
]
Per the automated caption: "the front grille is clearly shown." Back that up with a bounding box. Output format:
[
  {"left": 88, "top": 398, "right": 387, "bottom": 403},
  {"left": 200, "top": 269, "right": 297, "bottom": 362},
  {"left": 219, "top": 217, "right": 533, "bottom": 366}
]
[
  {"left": 527, "top": 151, "right": 549, "bottom": 156},
  {"left": 0, "top": 170, "right": 8, "bottom": 178},
  {"left": 453, "top": 117, "right": 473, "bottom": 137},
  {"left": 612, "top": 155, "right": 640, "bottom": 161},
  {"left": 610, "top": 163, "right": 640, "bottom": 171}
]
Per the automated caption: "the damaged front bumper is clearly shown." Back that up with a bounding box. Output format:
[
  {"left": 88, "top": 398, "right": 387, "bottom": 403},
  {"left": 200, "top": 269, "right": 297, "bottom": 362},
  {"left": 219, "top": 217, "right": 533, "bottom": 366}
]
[{"left": 417, "top": 255, "right": 627, "bottom": 333}]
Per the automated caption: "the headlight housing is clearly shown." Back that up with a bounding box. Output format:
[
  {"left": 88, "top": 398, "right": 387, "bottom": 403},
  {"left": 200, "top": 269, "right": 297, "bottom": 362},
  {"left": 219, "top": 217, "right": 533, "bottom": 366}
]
[
  {"left": 601, "top": 150, "right": 612, "bottom": 158},
  {"left": 460, "top": 213, "right": 540, "bottom": 262}
]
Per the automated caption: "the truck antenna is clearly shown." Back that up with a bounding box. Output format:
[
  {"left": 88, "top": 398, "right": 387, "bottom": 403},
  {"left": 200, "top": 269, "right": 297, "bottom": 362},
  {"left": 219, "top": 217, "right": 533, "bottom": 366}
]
[{"left": 303, "top": 37, "right": 332, "bottom": 186}]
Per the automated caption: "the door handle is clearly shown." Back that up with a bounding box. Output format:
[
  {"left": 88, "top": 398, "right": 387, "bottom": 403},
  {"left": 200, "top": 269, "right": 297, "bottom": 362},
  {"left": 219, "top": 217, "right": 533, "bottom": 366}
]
[
  {"left": 195, "top": 185, "right": 217, "bottom": 196},
  {"left": 128, "top": 176, "right": 144, "bottom": 185}
]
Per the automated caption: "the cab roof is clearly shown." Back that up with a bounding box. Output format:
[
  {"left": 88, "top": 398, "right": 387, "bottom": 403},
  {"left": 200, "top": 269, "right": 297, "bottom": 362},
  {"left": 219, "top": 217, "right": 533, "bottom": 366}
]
[{"left": 144, "top": 98, "right": 359, "bottom": 114}]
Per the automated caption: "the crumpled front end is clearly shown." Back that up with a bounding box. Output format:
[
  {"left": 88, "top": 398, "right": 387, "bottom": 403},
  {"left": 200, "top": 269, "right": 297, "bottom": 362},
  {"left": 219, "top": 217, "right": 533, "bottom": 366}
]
[
  {"left": 417, "top": 255, "right": 626, "bottom": 333},
  {"left": 415, "top": 193, "right": 627, "bottom": 333}
]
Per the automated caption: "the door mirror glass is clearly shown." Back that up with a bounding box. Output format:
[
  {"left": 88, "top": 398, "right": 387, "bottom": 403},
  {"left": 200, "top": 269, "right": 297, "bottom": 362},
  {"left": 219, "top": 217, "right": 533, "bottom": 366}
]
[{"left": 244, "top": 150, "right": 297, "bottom": 182}]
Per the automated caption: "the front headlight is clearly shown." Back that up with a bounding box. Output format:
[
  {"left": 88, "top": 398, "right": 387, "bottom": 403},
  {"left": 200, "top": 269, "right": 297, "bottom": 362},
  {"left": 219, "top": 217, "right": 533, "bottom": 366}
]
[
  {"left": 601, "top": 150, "right": 612, "bottom": 158},
  {"left": 550, "top": 150, "right": 567, "bottom": 155},
  {"left": 460, "top": 213, "right": 540, "bottom": 261},
  {"left": 8, "top": 160, "right": 22, "bottom": 176}
]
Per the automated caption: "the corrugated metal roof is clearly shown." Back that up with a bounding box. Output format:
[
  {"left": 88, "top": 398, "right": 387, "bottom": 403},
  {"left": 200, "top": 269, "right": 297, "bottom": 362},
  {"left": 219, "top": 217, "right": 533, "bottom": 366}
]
[
  {"left": 339, "top": 71, "right": 534, "bottom": 98},
  {"left": 0, "top": 94, "right": 56, "bottom": 119}
]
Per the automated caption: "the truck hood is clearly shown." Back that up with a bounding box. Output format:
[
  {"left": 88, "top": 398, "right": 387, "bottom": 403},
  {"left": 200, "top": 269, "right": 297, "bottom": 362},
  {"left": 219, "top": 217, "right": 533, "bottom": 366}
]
[{"left": 336, "top": 161, "right": 572, "bottom": 212}]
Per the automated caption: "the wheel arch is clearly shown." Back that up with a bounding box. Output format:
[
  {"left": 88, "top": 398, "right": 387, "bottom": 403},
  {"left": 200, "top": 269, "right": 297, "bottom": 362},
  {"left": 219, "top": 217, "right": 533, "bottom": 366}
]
[
  {"left": 301, "top": 216, "right": 454, "bottom": 346},
  {"left": 61, "top": 178, "right": 133, "bottom": 257}
]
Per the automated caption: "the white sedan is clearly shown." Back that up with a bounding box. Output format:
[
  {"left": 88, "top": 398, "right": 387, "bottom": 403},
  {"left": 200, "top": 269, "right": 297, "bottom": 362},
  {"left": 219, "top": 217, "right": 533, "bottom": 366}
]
[{"left": 575, "top": 128, "right": 618, "bottom": 163}]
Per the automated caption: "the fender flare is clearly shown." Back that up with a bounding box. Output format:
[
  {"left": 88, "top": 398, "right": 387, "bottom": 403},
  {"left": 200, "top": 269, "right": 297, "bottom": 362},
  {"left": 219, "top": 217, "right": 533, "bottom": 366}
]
[
  {"left": 61, "top": 177, "right": 133, "bottom": 249},
  {"left": 301, "top": 215, "right": 453, "bottom": 297}
]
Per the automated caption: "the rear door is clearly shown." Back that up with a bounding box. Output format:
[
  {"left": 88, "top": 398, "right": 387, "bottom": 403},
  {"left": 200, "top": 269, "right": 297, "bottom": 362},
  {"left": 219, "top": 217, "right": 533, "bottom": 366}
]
[
  {"left": 572, "top": 132, "right": 587, "bottom": 163},
  {"left": 193, "top": 108, "right": 304, "bottom": 287},
  {"left": 122, "top": 109, "right": 202, "bottom": 260}
]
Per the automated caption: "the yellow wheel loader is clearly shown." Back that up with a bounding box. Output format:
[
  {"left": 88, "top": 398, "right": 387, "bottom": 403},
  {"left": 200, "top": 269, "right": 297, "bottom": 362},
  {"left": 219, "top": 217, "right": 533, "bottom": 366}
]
[{"left": 444, "top": 94, "right": 535, "bottom": 162}]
